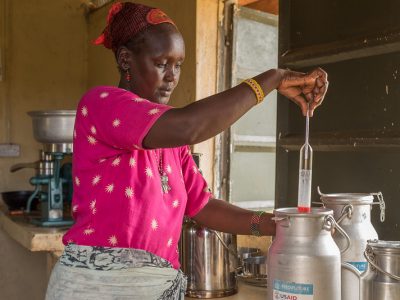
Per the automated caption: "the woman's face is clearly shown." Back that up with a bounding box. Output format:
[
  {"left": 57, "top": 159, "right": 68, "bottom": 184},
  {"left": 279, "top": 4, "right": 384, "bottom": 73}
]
[{"left": 126, "top": 25, "right": 185, "bottom": 105}]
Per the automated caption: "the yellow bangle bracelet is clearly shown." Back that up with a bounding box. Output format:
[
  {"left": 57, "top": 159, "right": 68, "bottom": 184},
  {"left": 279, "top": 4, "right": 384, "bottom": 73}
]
[{"left": 243, "top": 78, "right": 265, "bottom": 105}]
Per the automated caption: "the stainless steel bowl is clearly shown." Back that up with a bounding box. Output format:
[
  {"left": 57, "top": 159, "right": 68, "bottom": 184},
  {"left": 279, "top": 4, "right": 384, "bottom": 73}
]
[
  {"left": 28, "top": 110, "right": 76, "bottom": 144},
  {"left": 242, "top": 255, "right": 267, "bottom": 277}
]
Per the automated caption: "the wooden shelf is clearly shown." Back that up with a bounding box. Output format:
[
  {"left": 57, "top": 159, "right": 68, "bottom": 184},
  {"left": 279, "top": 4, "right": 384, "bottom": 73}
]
[
  {"left": 280, "top": 29, "right": 400, "bottom": 68},
  {"left": 278, "top": 130, "right": 400, "bottom": 152}
]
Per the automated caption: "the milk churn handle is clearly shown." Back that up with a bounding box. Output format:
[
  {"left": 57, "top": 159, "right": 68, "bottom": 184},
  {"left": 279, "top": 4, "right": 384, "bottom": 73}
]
[
  {"left": 317, "top": 186, "right": 327, "bottom": 197},
  {"left": 212, "top": 230, "right": 238, "bottom": 257},
  {"left": 324, "top": 215, "right": 351, "bottom": 254},
  {"left": 371, "top": 192, "right": 385, "bottom": 222},
  {"left": 364, "top": 245, "right": 400, "bottom": 281},
  {"left": 336, "top": 204, "right": 353, "bottom": 225},
  {"left": 271, "top": 216, "right": 287, "bottom": 222},
  {"left": 271, "top": 216, "right": 290, "bottom": 227}
]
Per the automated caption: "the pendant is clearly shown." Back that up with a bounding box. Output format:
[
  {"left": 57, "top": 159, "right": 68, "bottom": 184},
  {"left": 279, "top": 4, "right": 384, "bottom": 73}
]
[{"left": 161, "top": 172, "right": 171, "bottom": 194}]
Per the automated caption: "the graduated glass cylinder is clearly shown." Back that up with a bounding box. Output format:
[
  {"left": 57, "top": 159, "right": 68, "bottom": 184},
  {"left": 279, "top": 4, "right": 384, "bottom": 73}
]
[{"left": 298, "top": 143, "right": 313, "bottom": 212}]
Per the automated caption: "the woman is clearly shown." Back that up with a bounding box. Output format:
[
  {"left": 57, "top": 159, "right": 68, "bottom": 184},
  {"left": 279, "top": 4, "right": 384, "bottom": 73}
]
[{"left": 46, "top": 2, "right": 328, "bottom": 300}]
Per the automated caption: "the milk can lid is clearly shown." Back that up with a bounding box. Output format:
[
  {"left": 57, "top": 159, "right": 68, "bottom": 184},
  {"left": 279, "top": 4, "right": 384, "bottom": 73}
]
[
  {"left": 320, "top": 193, "right": 374, "bottom": 204},
  {"left": 318, "top": 186, "right": 374, "bottom": 204},
  {"left": 368, "top": 240, "right": 400, "bottom": 250},
  {"left": 274, "top": 207, "right": 333, "bottom": 217}
]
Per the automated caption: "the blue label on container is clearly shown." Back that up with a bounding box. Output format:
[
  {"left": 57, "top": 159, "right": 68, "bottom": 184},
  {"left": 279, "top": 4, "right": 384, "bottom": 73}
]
[
  {"left": 347, "top": 261, "right": 368, "bottom": 272},
  {"left": 274, "top": 279, "right": 314, "bottom": 295}
]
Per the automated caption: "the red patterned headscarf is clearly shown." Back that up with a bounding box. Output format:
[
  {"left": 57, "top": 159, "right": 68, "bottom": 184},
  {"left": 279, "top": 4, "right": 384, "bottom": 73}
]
[{"left": 93, "top": 2, "right": 176, "bottom": 52}]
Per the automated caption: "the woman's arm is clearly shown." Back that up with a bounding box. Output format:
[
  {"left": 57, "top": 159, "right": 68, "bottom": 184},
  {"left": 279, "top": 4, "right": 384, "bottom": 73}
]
[
  {"left": 143, "top": 68, "right": 327, "bottom": 149},
  {"left": 191, "top": 199, "right": 276, "bottom": 236}
]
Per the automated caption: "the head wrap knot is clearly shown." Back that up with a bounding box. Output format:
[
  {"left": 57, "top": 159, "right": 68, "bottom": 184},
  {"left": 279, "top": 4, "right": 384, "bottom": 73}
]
[{"left": 93, "top": 2, "right": 176, "bottom": 53}]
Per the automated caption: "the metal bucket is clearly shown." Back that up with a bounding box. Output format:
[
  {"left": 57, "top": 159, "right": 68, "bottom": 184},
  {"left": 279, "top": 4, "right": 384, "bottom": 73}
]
[
  {"left": 318, "top": 187, "right": 386, "bottom": 300},
  {"left": 180, "top": 219, "right": 238, "bottom": 298},
  {"left": 267, "top": 207, "right": 350, "bottom": 300},
  {"left": 363, "top": 240, "right": 400, "bottom": 300},
  {"left": 28, "top": 110, "right": 76, "bottom": 152}
]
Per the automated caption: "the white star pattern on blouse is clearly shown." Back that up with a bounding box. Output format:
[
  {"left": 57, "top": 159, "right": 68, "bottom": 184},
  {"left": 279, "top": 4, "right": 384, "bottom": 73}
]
[
  {"left": 72, "top": 204, "right": 78, "bottom": 212},
  {"left": 92, "top": 175, "right": 101, "bottom": 186},
  {"left": 148, "top": 108, "right": 160, "bottom": 115},
  {"left": 108, "top": 235, "right": 118, "bottom": 246},
  {"left": 112, "top": 118, "right": 121, "bottom": 127},
  {"left": 145, "top": 167, "right": 153, "bottom": 178},
  {"left": 75, "top": 176, "right": 80, "bottom": 186},
  {"left": 100, "top": 92, "right": 109, "bottom": 98},
  {"left": 99, "top": 158, "right": 106, "bottom": 163},
  {"left": 73, "top": 129, "right": 77, "bottom": 139},
  {"left": 151, "top": 219, "right": 158, "bottom": 230},
  {"left": 166, "top": 165, "right": 172, "bottom": 174},
  {"left": 92, "top": 207, "right": 97, "bottom": 215},
  {"left": 105, "top": 183, "right": 114, "bottom": 193},
  {"left": 88, "top": 135, "right": 97, "bottom": 145},
  {"left": 192, "top": 166, "right": 198, "bottom": 174},
  {"left": 172, "top": 199, "right": 179, "bottom": 208},
  {"left": 90, "top": 199, "right": 96, "bottom": 210},
  {"left": 133, "top": 97, "right": 145, "bottom": 102},
  {"left": 81, "top": 106, "right": 88, "bottom": 117},
  {"left": 90, "top": 126, "right": 97, "bottom": 135},
  {"left": 125, "top": 187, "right": 134, "bottom": 199},
  {"left": 84, "top": 228, "right": 95, "bottom": 235},
  {"left": 111, "top": 157, "right": 121, "bottom": 166},
  {"left": 129, "top": 157, "right": 136, "bottom": 167},
  {"left": 167, "top": 238, "right": 173, "bottom": 247}
]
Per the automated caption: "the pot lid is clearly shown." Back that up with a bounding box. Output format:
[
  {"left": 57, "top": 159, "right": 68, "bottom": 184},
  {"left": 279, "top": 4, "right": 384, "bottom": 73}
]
[{"left": 368, "top": 240, "right": 400, "bottom": 250}]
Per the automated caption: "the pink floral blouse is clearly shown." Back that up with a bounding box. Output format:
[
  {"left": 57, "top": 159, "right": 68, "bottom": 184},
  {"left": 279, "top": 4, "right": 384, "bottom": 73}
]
[{"left": 62, "top": 86, "right": 212, "bottom": 269}]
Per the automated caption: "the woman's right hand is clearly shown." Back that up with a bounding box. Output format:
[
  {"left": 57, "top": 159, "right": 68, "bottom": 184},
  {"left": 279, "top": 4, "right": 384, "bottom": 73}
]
[{"left": 276, "top": 68, "right": 328, "bottom": 116}]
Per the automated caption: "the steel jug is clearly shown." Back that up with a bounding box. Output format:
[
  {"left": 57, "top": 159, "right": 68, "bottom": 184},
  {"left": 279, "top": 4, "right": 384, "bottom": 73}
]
[
  {"left": 318, "top": 188, "right": 386, "bottom": 300},
  {"left": 180, "top": 219, "right": 238, "bottom": 298},
  {"left": 267, "top": 207, "right": 350, "bottom": 300}
]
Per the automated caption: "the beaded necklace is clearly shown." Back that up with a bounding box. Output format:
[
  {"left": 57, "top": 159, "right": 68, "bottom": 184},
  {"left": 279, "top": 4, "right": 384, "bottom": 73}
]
[{"left": 154, "top": 149, "right": 170, "bottom": 193}]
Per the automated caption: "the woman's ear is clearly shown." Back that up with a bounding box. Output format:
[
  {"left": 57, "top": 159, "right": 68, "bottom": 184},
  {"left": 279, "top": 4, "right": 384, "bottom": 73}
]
[{"left": 116, "top": 46, "right": 132, "bottom": 71}]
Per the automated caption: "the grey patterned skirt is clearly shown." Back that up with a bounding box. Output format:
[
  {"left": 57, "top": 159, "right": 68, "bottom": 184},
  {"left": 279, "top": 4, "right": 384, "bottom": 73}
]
[{"left": 46, "top": 244, "right": 187, "bottom": 300}]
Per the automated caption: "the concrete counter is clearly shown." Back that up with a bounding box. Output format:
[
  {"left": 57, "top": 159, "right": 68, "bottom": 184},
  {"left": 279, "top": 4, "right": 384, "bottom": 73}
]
[{"left": 0, "top": 209, "right": 67, "bottom": 252}]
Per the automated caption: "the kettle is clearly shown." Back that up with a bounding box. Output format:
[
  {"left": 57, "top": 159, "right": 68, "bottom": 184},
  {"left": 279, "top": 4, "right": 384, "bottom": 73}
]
[{"left": 179, "top": 153, "right": 238, "bottom": 298}]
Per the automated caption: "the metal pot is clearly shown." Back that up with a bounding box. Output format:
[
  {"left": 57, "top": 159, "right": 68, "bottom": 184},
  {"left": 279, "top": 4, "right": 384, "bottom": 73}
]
[
  {"left": 242, "top": 255, "right": 267, "bottom": 277},
  {"left": 318, "top": 187, "right": 386, "bottom": 300},
  {"left": 267, "top": 207, "right": 350, "bottom": 300},
  {"left": 364, "top": 240, "right": 400, "bottom": 300},
  {"left": 346, "top": 240, "right": 400, "bottom": 300},
  {"left": 180, "top": 219, "right": 238, "bottom": 298},
  {"left": 28, "top": 110, "right": 76, "bottom": 152},
  {"left": 237, "top": 247, "right": 261, "bottom": 265}
]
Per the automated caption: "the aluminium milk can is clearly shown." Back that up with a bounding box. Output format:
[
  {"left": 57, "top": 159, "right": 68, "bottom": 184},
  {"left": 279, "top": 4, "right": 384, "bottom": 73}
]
[
  {"left": 267, "top": 207, "right": 350, "bottom": 300},
  {"left": 363, "top": 240, "right": 400, "bottom": 300},
  {"left": 318, "top": 188, "right": 386, "bottom": 300}
]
